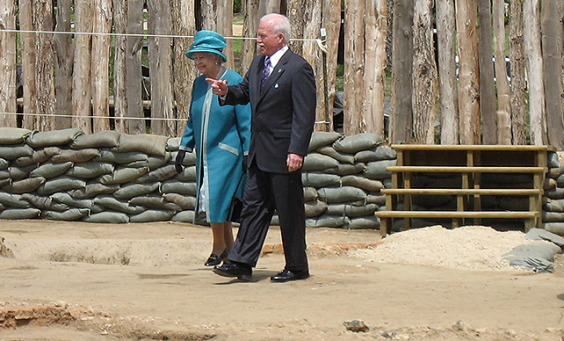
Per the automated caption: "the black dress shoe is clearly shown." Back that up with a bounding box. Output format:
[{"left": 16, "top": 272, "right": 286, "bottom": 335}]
[
  {"left": 204, "top": 249, "right": 229, "bottom": 266},
  {"left": 270, "top": 269, "right": 309, "bottom": 283},
  {"left": 213, "top": 262, "right": 252, "bottom": 281}
]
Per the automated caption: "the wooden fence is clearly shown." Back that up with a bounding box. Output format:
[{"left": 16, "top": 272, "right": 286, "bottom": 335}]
[{"left": 0, "top": 0, "right": 562, "bottom": 148}]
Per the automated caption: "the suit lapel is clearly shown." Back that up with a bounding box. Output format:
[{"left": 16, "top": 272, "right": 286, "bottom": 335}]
[{"left": 259, "top": 50, "right": 291, "bottom": 100}]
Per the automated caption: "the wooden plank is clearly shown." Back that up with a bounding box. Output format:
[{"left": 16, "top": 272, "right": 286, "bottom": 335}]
[
  {"left": 391, "top": 144, "right": 555, "bottom": 152},
  {"left": 374, "top": 211, "right": 538, "bottom": 219},
  {"left": 381, "top": 188, "right": 542, "bottom": 195},
  {"left": 386, "top": 166, "right": 545, "bottom": 173}
]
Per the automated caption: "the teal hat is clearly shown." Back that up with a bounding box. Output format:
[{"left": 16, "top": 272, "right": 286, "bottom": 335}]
[{"left": 186, "top": 30, "right": 228, "bottom": 62}]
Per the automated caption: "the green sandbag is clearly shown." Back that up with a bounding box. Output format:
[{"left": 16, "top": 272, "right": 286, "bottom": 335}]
[
  {"left": 94, "top": 150, "right": 148, "bottom": 164},
  {"left": 98, "top": 166, "right": 149, "bottom": 185},
  {"left": 332, "top": 133, "right": 384, "bottom": 153},
  {"left": 129, "top": 195, "right": 181, "bottom": 211},
  {"left": 2, "top": 177, "right": 45, "bottom": 194},
  {"left": 71, "top": 130, "right": 121, "bottom": 149},
  {"left": 112, "top": 133, "right": 168, "bottom": 156},
  {"left": 51, "top": 149, "right": 100, "bottom": 163},
  {"left": 94, "top": 196, "right": 144, "bottom": 215},
  {"left": 325, "top": 163, "right": 366, "bottom": 176},
  {"left": 0, "top": 193, "right": 31, "bottom": 208},
  {"left": 21, "top": 193, "right": 69, "bottom": 211},
  {"left": 26, "top": 128, "right": 83, "bottom": 148},
  {"left": 51, "top": 192, "right": 93, "bottom": 209},
  {"left": 133, "top": 164, "right": 177, "bottom": 183},
  {"left": 544, "top": 199, "right": 564, "bottom": 212},
  {"left": 354, "top": 145, "right": 397, "bottom": 162},
  {"left": 317, "top": 146, "right": 355, "bottom": 164},
  {"left": 83, "top": 211, "right": 130, "bottom": 223},
  {"left": 303, "top": 187, "right": 318, "bottom": 202},
  {"left": 66, "top": 162, "right": 115, "bottom": 179},
  {"left": 364, "top": 160, "right": 396, "bottom": 180},
  {"left": 147, "top": 154, "right": 171, "bottom": 170},
  {"left": 160, "top": 179, "right": 197, "bottom": 196},
  {"left": 171, "top": 210, "right": 195, "bottom": 223},
  {"left": 306, "top": 214, "right": 348, "bottom": 228},
  {"left": 341, "top": 175, "right": 384, "bottom": 192},
  {"left": 162, "top": 193, "right": 196, "bottom": 210},
  {"left": 543, "top": 211, "right": 564, "bottom": 223},
  {"left": 307, "top": 131, "right": 342, "bottom": 152},
  {"left": 13, "top": 148, "right": 56, "bottom": 167},
  {"left": 348, "top": 216, "right": 380, "bottom": 229},
  {"left": 0, "top": 127, "right": 33, "bottom": 144},
  {"left": 0, "top": 208, "right": 40, "bottom": 219},
  {"left": 113, "top": 182, "right": 160, "bottom": 200},
  {"left": 36, "top": 176, "right": 86, "bottom": 196},
  {"left": 172, "top": 150, "right": 197, "bottom": 167},
  {"left": 0, "top": 158, "right": 8, "bottom": 170},
  {"left": 9, "top": 165, "right": 37, "bottom": 180},
  {"left": 303, "top": 153, "right": 339, "bottom": 171},
  {"left": 41, "top": 208, "right": 90, "bottom": 221},
  {"left": 174, "top": 166, "right": 197, "bottom": 181},
  {"left": 318, "top": 186, "right": 367, "bottom": 204},
  {"left": 0, "top": 144, "right": 34, "bottom": 160},
  {"left": 304, "top": 200, "right": 328, "bottom": 218},
  {"left": 302, "top": 173, "right": 341, "bottom": 188},
  {"left": 130, "top": 210, "right": 175, "bottom": 223},
  {"left": 29, "top": 161, "right": 73, "bottom": 179},
  {"left": 68, "top": 183, "right": 119, "bottom": 199}
]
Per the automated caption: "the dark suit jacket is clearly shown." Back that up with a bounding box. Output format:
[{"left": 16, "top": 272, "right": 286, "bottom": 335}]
[{"left": 222, "top": 49, "right": 316, "bottom": 173}]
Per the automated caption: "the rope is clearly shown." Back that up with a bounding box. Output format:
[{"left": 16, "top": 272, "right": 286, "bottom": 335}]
[{"left": 0, "top": 112, "right": 187, "bottom": 122}]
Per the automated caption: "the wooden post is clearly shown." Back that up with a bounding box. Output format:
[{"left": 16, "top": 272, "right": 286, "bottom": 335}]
[
  {"left": 436, "top": 0, "right": 459, "bottom": 144},
  {"left": 125, "top": 0, "right": 145, "bottom": 134},
  {"left": 509, "top": 0, "right": 528, "bottom": 145},
  {"left": 112, "top": 0, "right": 128, "bottom": 133},
  {"left": 493, "top": 0, "right": 511, "bottom": 144},
  {"left": 72, "top": 1, "right": 93, "bottom": 133},
  {"left": 455, "top": 0, "right": 481, "bottom": 144},
  {"left": 411, "top": 0, "right": 436, "bottom": 144},
  {"left": 18, "top": 0, "right": 37, "bottom": 129},
  {"left": 92, "top": 0, "right": 113, "bottom": 132},
  {"left": 477, "top": 0, "right": 497, "bottom": 144},
  {"left": 320, "top": 0, "right": 341, "bottom": 132},
  {"left": 216, "top": 2, "right": 234, "bottom": 71},
  {"left": 0, "top": 0, "right": 17, "bottom": 127},
  {"left": 343, "top": 0, "right": 364, "bottom": 134},
  {"left": 241, "top": 0, "right": 260, "bottom": 73},
  {"left": 54, "top": 0, "right": 73, "bottom": 129}
]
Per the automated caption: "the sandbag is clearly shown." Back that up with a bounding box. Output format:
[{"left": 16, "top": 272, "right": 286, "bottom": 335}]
[
  {"left": 525, "top": 228, "right": 564, "bottom": 248},
  {"left": 83, "top": 211, "right": 129, "bottom": 223},
  {"left": 162, "top": 193, "right": 196, "bottom": 210},
  {"left": 36, "top": 177, "right": 86, "bottom": 196},
  {"left": 303, "top": 153, "right": 340, "bottom": 171},
  {"left": 29, "top": 161, "right": 73, "bottom": 179},
  {"left": 174, "top": 166, "right": 197, "bottom": 181},
  {"left": 9, "top": 165, "right": 37, "bottom": 180},
  {"left": 0, "top": 144, "right": 34, "bottom": 160},
  {"left": 547, "top": 187, "right": 564, "bottom": 200},
  {"left": 348, "top": 216, "right": 380, "bottom": 229},
  {"left": 2, "top": 177, "right": 45, "bottom": 194},
  {"left": 41, "top": 208, "right": 90, "bottom": 221},
  {"left": 112, "top": 133, "right": 168, "bottom": 156},
  {"left": 172, "top": 150, "right": 197, "bottom": 167},
  {"left": 98, "top": 166, "right": 149, "bottom": 185},
  {"left": 364, "top": 160, "right": 396, "bottom": 180},
  {"left": 548, "top": 152, "right": 561, "bottom": 169},
  {"left": 166, "top": 137, "right": 180, "bottom": 151},
  {"left": 308, "top": 131, "right": 342, "bottom": 152},
  {"left": 325, "top": 203, "right": 377, "bottom": 218},
  {"left": 113, "top": 182, "right": 160, "bottom": 200},
  {"left": 133, "top": 165, "right": 177, "bottom": 183},
  {"left": 366, "top": 193, "right": 385, "bottom": 205},
  {"left": 51, "top": 149, "right": 100, "bottom": 163},
  {"left": 93, "top": 196, "right": 144, "bottom": 214},
  {"left": 0, "top": 193, "right": 31, "bottom": 208},
  {"left": 306, "top": 214, "right": 348, "bottom": 228},
  {"left": 94, "top": 150, "right": 148, "bottom": 164},
  {"left": 332, "top": 133, "right": 384, "bottom": 154},
  {"left": 129, "top": 195, "right": 181, "bottom": 211},
  {"left": 51, "top": 192, "right": 93, "bottom": 208},
  {"left": 316, "top": 146, "right": 355, "bottom": 164},
  {"left": 303, "top": 187, "right": 318, "bottom": 202},
  {"left": 66, "top": 162, "right": 115, "bottom": 179},
  {"left": 13, "top": 148, "right": 58, "bottom": 167},
  {"left": 130, "top": 210, "right": 175, "bottom": 223},
  {"left": 325, "top": 163, "right": 366, "bottom": 176},
  {"left": 503, "top": 241, "right": 562, "bottom": 273},
  {"left": 543, "top": 211, "right": 564, "bottom": 223},
  {"left": 318, "top": 186, "right": 367, "bottom": 204},
  {"left": 544, "top": 199, "right": 564, "bottom": 212},
  {"left": 171, "top": 210, "right": 195, "bottom": 223},
  {"left": 68, "top": 183, "right": 119, "bottom": 199},
  {"left": 354, "top": 145, "right": 397, "bottom": 162},
  {"left": 160, "top": 180, "right": 197, "bottom": 196},
  {"left": 304, "top": 200, "right": 328, "bottom": 218},
  {"left": 21, "top": 193, "right": 69, "bottom": 211},
  {"left": 146, "top": 154, "right": 171, "bottom": 170},
  {"left": 0, "top": 127, "right": 33, "bottom": 144},
  {"left": 544, "top": 222, "right": 564, "bottom": 236},
  {"left": 0, "top": 208, "right": 40, "bottom": 219},
  {"left": 71, "top": 130, "right": 121, "bottom": 149},
  {"left": 341, "top": 175, "right": 384, "bottom": 192},
  {"left": 0, "top": 158, "right": 8, "bottom": 170},
  {"left": 549, "top": 164, "right": 564, "bottom": 179},
  {"left": 26, "top": 128, "right": 83, "bottom": 148},
  {"left": 302, "top": 173, "right": 341, "bottom": 188}
]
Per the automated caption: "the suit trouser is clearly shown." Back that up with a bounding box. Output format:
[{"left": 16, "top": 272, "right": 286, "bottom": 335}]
[{"left": 228, "top": 162, "right": 308, "bottom": 272}]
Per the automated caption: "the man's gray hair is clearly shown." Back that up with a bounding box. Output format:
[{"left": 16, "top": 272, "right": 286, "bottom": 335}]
[{"left": 261, "top": 13, "right": 291, "bottom": 44}]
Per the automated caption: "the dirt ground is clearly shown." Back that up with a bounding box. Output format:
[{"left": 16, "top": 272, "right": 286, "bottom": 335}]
[{"left": 1, "top": 220, "right": 564, "bottom": 341}]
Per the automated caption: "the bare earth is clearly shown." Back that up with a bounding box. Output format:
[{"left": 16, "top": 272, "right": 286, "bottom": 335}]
[{"left": 1, "top": 220, "right": 564, "bottom": 340}]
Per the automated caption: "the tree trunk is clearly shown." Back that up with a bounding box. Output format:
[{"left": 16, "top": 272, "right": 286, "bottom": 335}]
[
  {"left": 32, "top": 0, "right": 56, "bottom": 131},
  {"left": 200, "top": 0, "right": 217, "bottom": 31},
  {"left": 477, "top": 0, "right": 496, "bottom": 144},
  {"left": 216, "top": 2, "right": 234, "bottom": 71},
  {"left": 19, "top": 0, "right": 37, "bottom": 129},
  {"left": 0, "top": 0, "right": 17, "bottom": 127},
  {"left": 126, "top": 0, "right": 145, "bottom": 134},
  {"left": 411, "top": 0, "right": 436, "bottom": 144},
  {"left": 259, "top": 0, "right": 280, "bottom": 17},
  {"left": 493, "top": 0, "right": 511, "bottom": 144},
  {"left": 541, "top": 0, "right": 564, "bottom": 149},
  {"left": 170, "top": 0, "right": 197, "bottom": 133},
  {"left": 523, "top": 0, "right": 547, "bottom": 145},
  {"left": 320, "top": 0, "right": 342, "bottom": 132},
  {"left": 148, "top": 0, "right": 175, "bottom": 136},
  {"left": 390, "top": 0, "right": 413, "bottom": 143},
  {"left": 91, "top": 0, "right": 112, "bottom": 132},
  {"left": 436, "top": 0, "right": 458, "bottom": 144},
  {"left": 54, "top": 0, "right": 73, "bottom": 129},
  {"left": 343, "top": 0, "right": 364, "bottom": 135},
  {"left": 113, "top": 0, "right": 128, "bottom": 132},
  {"left": 456, "top": 0, "right": 481, "bottom": 144},
  {"left": 509, "top": 0, "right": 527, "bottom": 145},
  {"left": 72, "top": 1, "right": 93, "bottom": 133},
  {"left": 241, "top": 0, "right": 260, "bottom": 73}
]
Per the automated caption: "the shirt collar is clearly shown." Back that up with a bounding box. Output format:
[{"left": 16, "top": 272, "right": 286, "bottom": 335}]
[{"left": 267, "top": 45, "right": 288, "bottom": 68}]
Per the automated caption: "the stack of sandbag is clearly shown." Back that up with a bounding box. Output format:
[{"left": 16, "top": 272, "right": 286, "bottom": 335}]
[{"left": 542, "top": 152, "right": 564, "bottom": 234}]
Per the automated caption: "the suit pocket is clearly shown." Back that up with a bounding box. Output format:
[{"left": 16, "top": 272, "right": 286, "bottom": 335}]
[{"left": 218, "top": 142, "right": 239, "bottom": 156}]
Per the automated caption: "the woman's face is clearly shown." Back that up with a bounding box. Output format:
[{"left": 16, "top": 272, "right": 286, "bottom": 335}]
[{"left": 192, "top": 52, "right": 220, "bottom": 78}]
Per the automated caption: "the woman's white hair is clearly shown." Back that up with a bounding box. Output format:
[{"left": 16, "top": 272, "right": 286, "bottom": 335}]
[{"left": 260, "top": 13, "right": 291, "bottom": 44}]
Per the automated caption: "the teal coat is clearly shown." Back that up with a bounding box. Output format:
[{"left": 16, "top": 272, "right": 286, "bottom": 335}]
[{"left": 179, "top": 68, "right": 251, "bottom": 223}]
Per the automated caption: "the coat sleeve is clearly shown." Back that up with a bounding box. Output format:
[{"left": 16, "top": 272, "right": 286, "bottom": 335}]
[
  {"left": 179, "top": 83, "right": 196, "bottom": 153},
  {"left": 235, "top": 103, "right": 252, "bottom": 156},
  {"left": 288, "top": 60, "right": 316, "bottom": 156}
]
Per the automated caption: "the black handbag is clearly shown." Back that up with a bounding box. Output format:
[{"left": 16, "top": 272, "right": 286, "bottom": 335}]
[{"left": 227, "top": 176, "right": 245, "bottom": 223}]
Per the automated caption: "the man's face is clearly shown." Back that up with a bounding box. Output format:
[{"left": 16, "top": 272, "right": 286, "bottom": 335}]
[{"left": 257, "top": 19, "right": 284, "bottom": 56}]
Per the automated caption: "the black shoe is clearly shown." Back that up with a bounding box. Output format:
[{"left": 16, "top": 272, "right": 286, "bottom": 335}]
[
  {"left": 270, "top": 270, "right": 309, "bottom": 283},
  {"left": 204, "top": 249, "right": 229, "bottom": 267},
  {"left": 213, "top": 262, "right": 252, "bottom": 281}
]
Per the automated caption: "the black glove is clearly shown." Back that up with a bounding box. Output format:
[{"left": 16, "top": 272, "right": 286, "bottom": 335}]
[
  {"left": 242, "top": 155, "right": 248, "bottom": 173},
  {"left": 175, "top": 150, "right": 186, "bottom": 173}
]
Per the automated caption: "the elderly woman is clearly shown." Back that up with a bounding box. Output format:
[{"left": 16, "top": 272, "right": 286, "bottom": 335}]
[{"left": 176, "top": 30, "right": 251, "bottom": 266}]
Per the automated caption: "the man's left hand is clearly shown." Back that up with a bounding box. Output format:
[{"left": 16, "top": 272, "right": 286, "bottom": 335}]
[{"left": 287, "top": 153, "right": 303, "bottom": 172}]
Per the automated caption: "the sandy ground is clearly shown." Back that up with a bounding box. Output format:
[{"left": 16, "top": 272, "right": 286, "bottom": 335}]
[{"left": 1, "top": 220, "right": 564, "bottom": 341}]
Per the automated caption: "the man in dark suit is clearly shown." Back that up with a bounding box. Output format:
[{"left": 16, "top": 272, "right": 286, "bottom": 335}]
[{"left": 206, "top": 13, "right": 316, "bottom": 282}]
